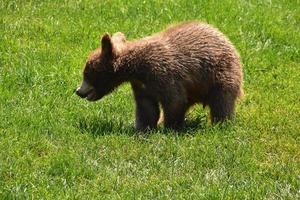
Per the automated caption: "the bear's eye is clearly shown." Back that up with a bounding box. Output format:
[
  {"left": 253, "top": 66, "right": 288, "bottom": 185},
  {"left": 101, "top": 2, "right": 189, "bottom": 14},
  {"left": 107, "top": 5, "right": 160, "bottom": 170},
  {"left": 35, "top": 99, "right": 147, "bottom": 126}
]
[{"left": 83, "top": 63, "right": 93, "bottom": 76}]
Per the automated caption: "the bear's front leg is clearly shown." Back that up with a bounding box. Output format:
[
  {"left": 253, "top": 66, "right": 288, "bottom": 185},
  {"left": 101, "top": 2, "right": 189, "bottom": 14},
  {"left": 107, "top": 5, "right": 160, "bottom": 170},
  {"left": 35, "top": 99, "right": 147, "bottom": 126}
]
[
  {"left": 135, "top": 97, "right": 160, "bottom": 131},
  {"left": 161, "top": 97, "right": 188, "bottom": 130},
  {"left": 131, "top": 82, "right": 160, "bottom": 131}
]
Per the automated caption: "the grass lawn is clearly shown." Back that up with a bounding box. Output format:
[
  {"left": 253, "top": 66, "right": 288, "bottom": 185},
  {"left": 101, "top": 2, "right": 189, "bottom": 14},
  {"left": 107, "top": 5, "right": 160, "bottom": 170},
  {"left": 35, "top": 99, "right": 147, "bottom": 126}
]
[{"left": 1, "top": 0, "right": 299, "bottom": 199}]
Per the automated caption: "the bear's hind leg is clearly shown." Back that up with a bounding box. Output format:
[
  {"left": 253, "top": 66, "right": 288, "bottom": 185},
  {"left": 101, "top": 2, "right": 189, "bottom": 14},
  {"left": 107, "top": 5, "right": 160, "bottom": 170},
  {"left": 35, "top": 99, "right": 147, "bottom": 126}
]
[{"left": 208, "top": 86, "right": 238, "bottom": 123}]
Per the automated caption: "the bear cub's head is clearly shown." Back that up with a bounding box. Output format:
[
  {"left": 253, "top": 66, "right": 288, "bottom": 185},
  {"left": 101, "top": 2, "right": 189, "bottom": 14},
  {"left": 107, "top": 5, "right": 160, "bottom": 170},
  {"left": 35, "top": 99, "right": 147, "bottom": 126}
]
[{"left": 76, "top": 32, "right": 126, "bottom": 101}]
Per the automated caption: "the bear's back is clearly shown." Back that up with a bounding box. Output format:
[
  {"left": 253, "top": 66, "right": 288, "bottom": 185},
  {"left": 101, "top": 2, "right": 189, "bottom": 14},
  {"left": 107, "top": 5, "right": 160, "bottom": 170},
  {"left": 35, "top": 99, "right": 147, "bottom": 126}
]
[
  {"left": 161, "top": 22, "right": 238, "bottom": 63},
  {"left": 161, "top": 22, "right": 241, "bottom": 82}
]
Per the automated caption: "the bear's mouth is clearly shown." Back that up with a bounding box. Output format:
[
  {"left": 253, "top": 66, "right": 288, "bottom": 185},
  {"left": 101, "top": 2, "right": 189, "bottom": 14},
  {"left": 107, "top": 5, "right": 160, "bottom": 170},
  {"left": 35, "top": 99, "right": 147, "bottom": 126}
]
[
  {"left": 76, "top": 86, "right": 101, "bottom": 102},
  {"left": 85, "top": 89, "right": 102, "bottom": 101}
]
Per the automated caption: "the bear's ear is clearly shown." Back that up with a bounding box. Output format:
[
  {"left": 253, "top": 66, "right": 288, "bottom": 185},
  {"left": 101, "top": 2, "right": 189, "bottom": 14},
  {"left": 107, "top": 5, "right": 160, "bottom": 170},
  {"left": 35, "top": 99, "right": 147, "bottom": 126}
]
[{"left": 101, "top": 33, "right": 114, "bottom": 57}]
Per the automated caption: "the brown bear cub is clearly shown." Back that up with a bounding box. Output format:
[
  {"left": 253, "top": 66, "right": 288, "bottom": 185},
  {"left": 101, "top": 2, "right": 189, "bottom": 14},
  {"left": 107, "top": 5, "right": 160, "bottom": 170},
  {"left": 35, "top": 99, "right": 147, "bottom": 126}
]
[{"left": 76, "top": 21, "right": 243, "bottom": 131}]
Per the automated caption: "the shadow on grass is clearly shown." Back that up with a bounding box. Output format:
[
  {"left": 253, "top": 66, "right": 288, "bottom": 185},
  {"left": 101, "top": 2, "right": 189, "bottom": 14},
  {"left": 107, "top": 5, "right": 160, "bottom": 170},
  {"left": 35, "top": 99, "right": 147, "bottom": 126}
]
[
  {"left": 76, "top": 114, "right": 208, "bottom": 137},
  {"left": 182, "top": 115, "right": 207, "bottom": 134},
  {"left": 77, "top": 116, "right": 136, "bottom": 136}
]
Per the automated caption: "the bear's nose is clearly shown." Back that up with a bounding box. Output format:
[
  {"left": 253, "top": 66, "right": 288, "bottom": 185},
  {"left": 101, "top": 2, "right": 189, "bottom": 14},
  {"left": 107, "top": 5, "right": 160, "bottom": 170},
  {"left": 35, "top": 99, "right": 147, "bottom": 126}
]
[{"left": 75, "top": 88, "right": 85, "bottom": 98}]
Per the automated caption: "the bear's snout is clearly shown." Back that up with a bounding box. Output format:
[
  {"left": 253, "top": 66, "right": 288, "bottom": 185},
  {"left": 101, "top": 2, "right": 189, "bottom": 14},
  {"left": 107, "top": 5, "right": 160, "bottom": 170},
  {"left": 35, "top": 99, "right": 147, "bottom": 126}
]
[
  {"left": 75, "top": 88, "right": 87, "bottom": 98},
  {"left": 75, "top": 80, "right": 93, "bottom": 98}
]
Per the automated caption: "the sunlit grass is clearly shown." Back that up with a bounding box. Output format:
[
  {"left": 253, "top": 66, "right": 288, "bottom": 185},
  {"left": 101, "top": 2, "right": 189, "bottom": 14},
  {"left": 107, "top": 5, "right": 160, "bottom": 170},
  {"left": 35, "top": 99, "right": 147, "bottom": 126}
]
[{"left": 0, "top": 0, "right": 299, "bottom": 199}]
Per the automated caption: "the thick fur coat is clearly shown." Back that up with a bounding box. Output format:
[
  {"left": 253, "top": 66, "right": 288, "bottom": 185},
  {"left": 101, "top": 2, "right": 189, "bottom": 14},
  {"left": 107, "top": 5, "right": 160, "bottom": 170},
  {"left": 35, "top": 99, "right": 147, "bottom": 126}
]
[{"left": 76, "top": 21, "right": 243, "bottom": 131}]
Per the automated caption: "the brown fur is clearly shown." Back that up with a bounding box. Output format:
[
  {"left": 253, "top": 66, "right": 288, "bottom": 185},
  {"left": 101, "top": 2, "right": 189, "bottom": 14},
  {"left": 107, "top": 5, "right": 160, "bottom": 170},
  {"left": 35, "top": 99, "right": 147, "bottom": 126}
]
[{"left": 77, "top": 21, "right": 243, "bottom": 131}]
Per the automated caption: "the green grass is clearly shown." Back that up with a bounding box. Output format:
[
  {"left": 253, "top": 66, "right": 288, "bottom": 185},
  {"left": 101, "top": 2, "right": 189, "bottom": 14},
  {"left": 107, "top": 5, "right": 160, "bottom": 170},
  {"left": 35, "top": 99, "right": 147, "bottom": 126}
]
[{"left": 1, "top": 0, "right": 300, "bottom": 199}]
